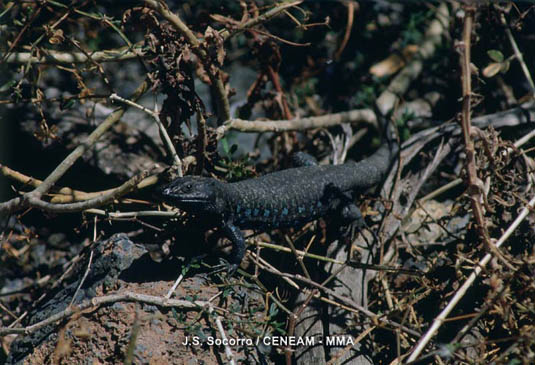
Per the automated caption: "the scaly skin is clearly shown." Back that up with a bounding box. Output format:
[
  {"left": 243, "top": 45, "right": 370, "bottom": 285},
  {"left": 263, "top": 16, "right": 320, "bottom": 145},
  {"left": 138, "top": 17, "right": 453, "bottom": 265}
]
[{"left": 160, "top": 140, "right": 397, "bottom": 273}]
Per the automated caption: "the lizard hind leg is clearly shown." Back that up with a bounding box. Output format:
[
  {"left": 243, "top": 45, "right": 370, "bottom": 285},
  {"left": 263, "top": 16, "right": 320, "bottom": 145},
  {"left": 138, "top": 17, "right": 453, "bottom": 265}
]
[
  {"left": 340, "top": 202, "right": 382, "bottom": 258},
  {"left": 341, "top": 203, "right": 365, "bottom": 228},
  {"left": 323, "top": 183, "right": 368, "bottom": 242},
  {"left": 323, "top": 183, "right": 364, "bottom": 225}
]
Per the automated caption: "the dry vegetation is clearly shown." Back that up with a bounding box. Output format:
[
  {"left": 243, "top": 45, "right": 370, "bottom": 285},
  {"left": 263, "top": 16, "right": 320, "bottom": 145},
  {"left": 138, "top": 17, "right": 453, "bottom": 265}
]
[{"left": 1, "top": 1, "right": 535, "bottom": 364}]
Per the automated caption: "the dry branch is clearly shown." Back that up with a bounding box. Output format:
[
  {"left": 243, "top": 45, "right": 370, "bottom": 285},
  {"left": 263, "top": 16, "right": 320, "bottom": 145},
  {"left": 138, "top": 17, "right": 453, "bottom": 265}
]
[
  {"left": 0, "top": 291, "right": 210, "bottom": 337},
  {"left": 216, "top": 108, "right": 376, "bottom": 136},
  {"left": 456, "top": 4, "right": 497, "bottom": 265},
  {"left": 219, "top": 0, "right": 303, "bottom": 41},
  {"left": 26, "top": 172, "right": 147, "bottom": 213},
  {"left": 4, "top": 46, "right": 141, "bottom": 64},
  {"left": 1, "top": 163, "right": 159, "bottom": 203}
]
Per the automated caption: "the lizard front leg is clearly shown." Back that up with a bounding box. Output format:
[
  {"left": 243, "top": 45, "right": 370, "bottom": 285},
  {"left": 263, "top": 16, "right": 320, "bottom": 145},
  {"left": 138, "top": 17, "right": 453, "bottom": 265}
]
[{"left": 221, "top": 221, "right": 246, "bottom": 275}]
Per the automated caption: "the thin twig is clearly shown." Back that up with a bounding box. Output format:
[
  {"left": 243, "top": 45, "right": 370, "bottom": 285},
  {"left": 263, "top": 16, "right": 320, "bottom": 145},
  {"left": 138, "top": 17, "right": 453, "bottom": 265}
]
[
  {"left": 220, "top": 1, "right": 303, "bottom": 41},
  {"left": 285, "top": 289, "right": 316, "bottom": 364},
  {"left": 209, "top": 305, "right": 237, "bottom": 365},
  {"left": 284, "top": 235, "right": 311, "bottom": 279},
  {"left": 84, "top": 209, "right": 179, "bottom": 218},
  {"left": 252, "top": 240, "right": 344, "bottom": 265},
  {"left": 266, "top": 64, "right": 293, "bottom": 119},
  {"left": 249, "top": 252, "right": 301, "bottom": 291},
  {"left": 1, "top": 3, "right": 43, "bottom": 63},
  {"left": 253, "top": 28, "right": 311, "bottom": 47},
  {"left": 334, "top": 1, "right": 356, "bottom": 61},
  {"left": 0, "top": 301, "right": 18, "bottom": 320},
  {"left": 66, "top": 35, "right": 113, "bottom": 92},
  {"left": 500, "top": 12, "right": 535, "bottom": 95},
  {"left": 165, "top": 273, "right": 185, "bottom": 299},
  {"left": 195, "top": 109, "right": 207, "bottom": 175},
  {"left": 110, "top": 93, "right": 182, "bottom": 174},
  {"left": 69, "top": 250, "right": 94, "bottom": 307}
]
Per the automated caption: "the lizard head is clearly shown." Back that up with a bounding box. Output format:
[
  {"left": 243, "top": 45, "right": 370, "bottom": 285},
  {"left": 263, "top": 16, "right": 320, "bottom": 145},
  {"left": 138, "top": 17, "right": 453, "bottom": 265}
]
[{"left": 158, "top": 177, "right": 226, "bottom": 216}]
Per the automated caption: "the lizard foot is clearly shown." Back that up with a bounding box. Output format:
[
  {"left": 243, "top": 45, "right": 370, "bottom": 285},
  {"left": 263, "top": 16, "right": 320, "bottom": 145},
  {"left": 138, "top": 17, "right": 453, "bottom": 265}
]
[{"left": 208, "top": 258, "right": 239, "bottom": 277}]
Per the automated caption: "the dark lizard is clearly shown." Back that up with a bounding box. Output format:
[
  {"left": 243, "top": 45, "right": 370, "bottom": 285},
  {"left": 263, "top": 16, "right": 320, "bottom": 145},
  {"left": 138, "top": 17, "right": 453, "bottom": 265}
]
[{"left": 159, "top": 134, "right": 397, "bottom": 274}]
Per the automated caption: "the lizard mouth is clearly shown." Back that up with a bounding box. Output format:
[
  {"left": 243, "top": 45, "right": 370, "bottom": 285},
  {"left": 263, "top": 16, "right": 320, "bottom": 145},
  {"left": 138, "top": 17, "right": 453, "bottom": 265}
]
[
  {"left": 164, "top": 195, "right": 210, "bottom": 205},
  {"left": 175, "top": 197, "right": 209, "bottom": 203},
  {"left": 158, "top": 187, "right": 208, "bottom": 204}
]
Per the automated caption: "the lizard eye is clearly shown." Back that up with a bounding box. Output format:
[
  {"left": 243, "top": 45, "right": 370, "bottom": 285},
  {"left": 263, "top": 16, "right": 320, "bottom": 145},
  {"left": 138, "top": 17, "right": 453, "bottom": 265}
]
[{"left": 185, "top": 183, "right": 193, "bottom": 191}]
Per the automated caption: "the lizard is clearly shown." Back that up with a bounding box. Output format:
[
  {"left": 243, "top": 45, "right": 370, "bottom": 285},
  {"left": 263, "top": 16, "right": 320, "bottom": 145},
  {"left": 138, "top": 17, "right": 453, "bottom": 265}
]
[{"left": 159, "top": 129, "right": 398, "bottom": 274}]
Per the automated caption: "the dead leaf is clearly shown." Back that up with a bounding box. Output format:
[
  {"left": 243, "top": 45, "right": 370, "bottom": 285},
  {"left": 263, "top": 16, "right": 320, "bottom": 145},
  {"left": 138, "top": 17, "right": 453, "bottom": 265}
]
[
  {"left": 204, "top": 26, "right": 225, "bottom": 66},
  {"left": 482, "top": 62, "right": 502, "bottom": 78},
  {"left": 49, "top": 29, "right": 65, "bottom": 44}
]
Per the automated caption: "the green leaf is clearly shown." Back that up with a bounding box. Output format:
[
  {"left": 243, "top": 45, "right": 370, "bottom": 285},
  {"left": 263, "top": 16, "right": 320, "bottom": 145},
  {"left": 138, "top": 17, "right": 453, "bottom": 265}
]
[
  {"left": 501, "top": 60, "right": 510, "bottom": 74},
  {"left": 0, "top": 79, "right": 17, "bottom": 92},
  {"left": 221, "top": 137, "right": 230, "bottom": 155},
  {"left": 60, "top": 99, "right": 75, "bottom": 110},
  {"left": 487, "top": 49, "right": 504, "bottom": 63},
  {"left": 268, "top": 303, "right": 279, "bottom": 317}
]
